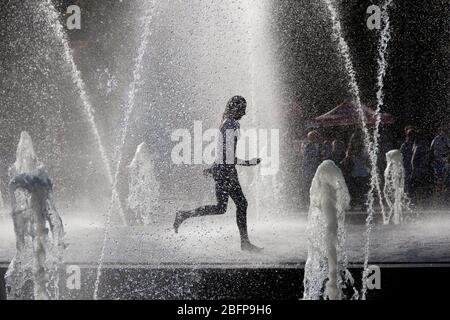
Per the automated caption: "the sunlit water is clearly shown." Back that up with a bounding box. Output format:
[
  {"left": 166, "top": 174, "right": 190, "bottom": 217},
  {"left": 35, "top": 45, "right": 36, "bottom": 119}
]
[
  {"left": 365, "top": 0, "right": 394, "bottom": 298},
  {"left": 384, "top": 150, "right": 411, "bottom": 224},
  {"left": 322, "top": 0, "right": 393, "bottom": 299},
  {"left": 2, "top": 0, "right": 436, "bottom": 301},
  {"left": 5, "top": 132, "right": 65, "bottom": 300},
  {"left": 1, "top": 212, "right": 450, "bottom": 268},
  {"left": 39, "top": 0, "right": 125, "bottom": 224},
  {"left": 93, "top": 0, "right": 157, "bottom": 300},
  {"left": 303, "top": 161, "right": 358, "bottom": 300}
]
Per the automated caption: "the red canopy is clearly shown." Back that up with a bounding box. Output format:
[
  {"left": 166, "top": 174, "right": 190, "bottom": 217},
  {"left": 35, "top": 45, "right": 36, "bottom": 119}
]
[{"left": 313, "top": 101, "right": 394, "bottom": 127}]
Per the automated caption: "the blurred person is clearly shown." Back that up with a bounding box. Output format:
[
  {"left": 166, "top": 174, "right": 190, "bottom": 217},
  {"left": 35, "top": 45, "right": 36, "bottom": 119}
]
[
  {"left": 400, "top": 128, "right": 416, "bottom": 194},
  {"left": 410, "top": 133, "right": 433, "bottom": 207},
  {"left": 301, "top": 130, "right": 323, "bottom": 206},
  {"left": 404, "top": 125, "right": 415, "bottom": 136},
  {"left": 341, "top": 132, "right": 370, "bottom": 210},
  {"left": 441, "top": 154, "right": 450, "bottom": 201},
  {"left": 379, "top": 129, "right": 394, "bottom": 169},
  {"left": 430, "top": 126, "right": 450, "bottom": 185},
  {"left": 322, "top": 139, "right": 333, "bottom": 160},
  {"left": 330, "top": 139, "right": 346, "bottom": 165}
]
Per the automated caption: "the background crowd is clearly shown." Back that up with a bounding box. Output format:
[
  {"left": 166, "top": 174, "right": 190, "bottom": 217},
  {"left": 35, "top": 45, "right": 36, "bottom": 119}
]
[{"left": 300, "top": 125, "right": 450, "bottom": 211}]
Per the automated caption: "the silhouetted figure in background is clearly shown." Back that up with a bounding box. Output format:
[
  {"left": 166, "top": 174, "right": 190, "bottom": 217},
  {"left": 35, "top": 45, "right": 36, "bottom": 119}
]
[
  {"left": 379, "top": 129, "right": 394, "bottom": 172},
  {"left": 174, "top": 96, "right": 263, "bottom": 253},
  {"left": 330, "top": 139, "right": 346, "bottom": 166},
  {"left": 400, "top": 128, "right": 416, "bottom": 195},
  {"left": 301, "top": 130, "right": 323, "bottom": 206},
  {"left": 430, "top": 126, "right": 450, "bottom": 192},
  {"left": 322, "top": 139, "right": 333, "bottom": 160},
  {"left": 341, "top": 132, "right": 370, "bottom": 210},
  {"left": 442, "top": 154, "right": 450, "bottom": 199},
  {"left": 410, "top": 133, "right": 433, "bottom": 207}
]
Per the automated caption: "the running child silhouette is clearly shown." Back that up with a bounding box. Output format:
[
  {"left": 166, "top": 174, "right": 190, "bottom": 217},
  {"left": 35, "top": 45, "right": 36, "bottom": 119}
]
[{"left": 174, "top": 95, "right": 263, "bottom": 252}]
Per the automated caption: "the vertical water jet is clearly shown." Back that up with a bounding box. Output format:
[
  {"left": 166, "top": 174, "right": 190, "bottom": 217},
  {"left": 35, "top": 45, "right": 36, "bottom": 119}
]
[
  {"left": 38, "top": 0, "right": 126, "bottom": 224},
  {"left": 361, "top": 0, "right": 394, "bottom": 298},
  {"left": 303, "top": 160, "right": 357, "bottom": 300},
  {"left": 322, "top": 0, "right": 393, "bottom": 299},
  {"left": 93, "top": 0, "right": 156, "bottom": 300},
  {"left": 0, "top": 180, "right": 5, "bottom": 216},
  {"left": 5, "top": 132, "right": 65, "bottom": 300},
  {"left": 127, "top": 142, "right": 160, "bottom": 225},
  {"left": 384, "top": 149, "right": 410, "bottom": 224}
]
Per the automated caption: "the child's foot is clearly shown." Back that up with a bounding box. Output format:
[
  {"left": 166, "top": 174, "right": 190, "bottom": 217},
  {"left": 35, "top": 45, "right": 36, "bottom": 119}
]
[
  {"left": 241, "top": 241, "right": 263, "bottom": 253},
  {"left": 173, "top": 211, "right": 188, "bottom": 233}
]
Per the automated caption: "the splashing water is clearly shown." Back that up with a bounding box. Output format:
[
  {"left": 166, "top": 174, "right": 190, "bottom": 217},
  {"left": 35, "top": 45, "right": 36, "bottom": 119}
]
[
  {"left": 8, "top": 132, "right": 44, "bottom": 214},
  {"left": 247, "top": 1, "right": 260, "bottom": 220},
  {"left": 303, "top": 160, "right": 358, "bottom": 300},
  {"left": 243, "top": 0, "right": 281, "bottom": 220},
  {"left": 38, "top": 0, "right": 125, "bottom": 224},
  {"left": 322, "top": 0, "right": 380, "bottom": 211},
  {"left": 10, "top": 132, "right": 42, "bottom": 175},
  {"left": 383, "top": 150, "right": 411, "bottom": 224},
  {"left": 0, "top": 181, "right": 4, "bottom": 215},
  {"left": 93, "top": 0, "right": 156, "bottom": 300},
  {"left": 6, "top": 133, "right": 65, "bottom": 300},
  {"left": 361, "top": 0, "right": 393, "bottom": 299},
  {"left": 322, "top": 0, "right": 392, "bottom": 299},
  {"left": 371, "top": 0, "right": 393, "bottom": 219},
  {"left": 126, "top": 142, "right": 160, "bottom": 225},
  {"left": 373, "top": 0, "right": 393, "bottom": 150}
]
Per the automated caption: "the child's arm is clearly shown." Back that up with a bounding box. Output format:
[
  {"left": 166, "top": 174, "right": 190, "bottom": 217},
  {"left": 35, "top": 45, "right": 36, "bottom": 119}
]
[{"left": 236, "top": 158, "right": 261, "bottom": 166}]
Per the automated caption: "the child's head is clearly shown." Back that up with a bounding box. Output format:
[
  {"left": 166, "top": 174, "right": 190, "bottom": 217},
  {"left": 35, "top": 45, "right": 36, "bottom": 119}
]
[{"left": 223, "top": 95, "right": 247, "bottom": 121}]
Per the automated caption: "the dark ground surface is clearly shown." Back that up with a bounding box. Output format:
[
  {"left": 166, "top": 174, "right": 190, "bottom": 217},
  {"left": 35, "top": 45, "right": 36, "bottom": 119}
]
[{"left": 1, "top": 264, "right": 449, "bottom": 300}]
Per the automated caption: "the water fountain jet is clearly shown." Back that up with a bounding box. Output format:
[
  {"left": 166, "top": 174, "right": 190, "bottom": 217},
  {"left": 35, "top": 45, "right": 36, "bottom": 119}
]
[
  {"left": 93, "top": 0, "right": 156, "bottom": 300},
  {"left": 322, "top": 0, "right": 393, "bottom": 299},
  {"left": 38, "top": 0, "right": 126, "bottom": 224},
  {"left": 0, "top": 181, "right": 5, "bottom": 216},
  {"left": 126, "top": 142, "right": 160, "bottom": 225},
  {"left": 303, "top": 160, "right": 357, "bottom": 300},
  {"left": 362, "top": 0, "right": 394, "bottom": 298},
  {"left": 383, "top": 150, "right": 410, "bottom": 224},
  {"left": 5, "top": 132, "right": 65, "bottom": 300}
]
